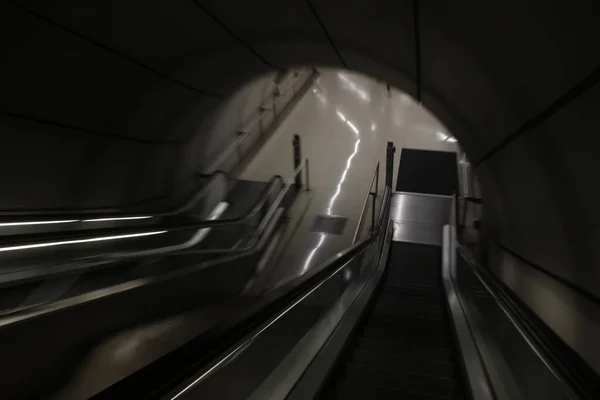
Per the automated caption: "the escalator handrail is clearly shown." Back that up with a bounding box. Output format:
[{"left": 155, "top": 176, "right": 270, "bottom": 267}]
[
  {"left": 0, "top": 170, "right": 229, "bottom": 221},
  {"left": 0, "top": 174, "right": 285, "bottom": 287},
  {"left": 108, "top": 160, "right": 306, "bottom": 258},
  {"left": 165, "top": 185, "right": 392, "bottom": 398},
  {"left": 0, "top": 174, "right": 285, "bottom": 248}
]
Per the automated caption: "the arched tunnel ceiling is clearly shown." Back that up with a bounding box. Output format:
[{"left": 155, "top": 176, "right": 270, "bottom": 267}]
[{"left": 2, "top": 0, "right": 600, "bottom": 298}]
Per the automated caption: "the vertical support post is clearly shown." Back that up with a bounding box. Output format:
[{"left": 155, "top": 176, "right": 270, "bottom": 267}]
[
  {"left": 375, "top": 163, "right": 379, "bottom": 198},
  {"left": 385, "top": 141, "right": 395, "bottom": 189},
  {"left": 370, "top": 194, "right": 376, "bottom": 232},
  {"left": 293, "top": 134, "right": 302, "bottom": 189},
  {"left": 305, "top": 158, "right": 310, "bottom": 191},
  {"left": 371, "top": 164, "right": 379, "bottom": 232}
]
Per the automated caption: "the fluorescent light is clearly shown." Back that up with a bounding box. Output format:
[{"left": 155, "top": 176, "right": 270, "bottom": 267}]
[
  {"left": 0, "top": 220, "right": 78, "bottom": 227},
  {"left": 0, "top": 231, "right": 167, "bottom": 253},
  {"left": 83, "top": 216, "right": 153, "bottom": 222}
]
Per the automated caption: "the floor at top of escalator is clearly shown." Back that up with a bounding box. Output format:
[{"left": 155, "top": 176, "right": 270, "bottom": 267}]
[{"left": 320, "top": 242, "right": 466, "bottom": 399}]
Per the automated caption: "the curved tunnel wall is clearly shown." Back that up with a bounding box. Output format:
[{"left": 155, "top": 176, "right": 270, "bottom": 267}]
[{"left": 3, "top": 0, "right": 600, "bottom": 372}]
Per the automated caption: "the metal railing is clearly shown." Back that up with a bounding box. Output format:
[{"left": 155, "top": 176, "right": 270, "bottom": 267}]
[
  {"left": 442, "top": 195, "right": 494, "bottom": 400},
  {"left": 352, "top": 162, "right": 379, "bottom": 243}
]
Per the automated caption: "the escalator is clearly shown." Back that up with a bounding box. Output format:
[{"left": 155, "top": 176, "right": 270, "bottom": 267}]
[
  {"left": 320, "top": 242, "right": 465, "bottom": 399},
  {"left": 0, "top": 173, "right": 286, "bottom": 315},
  {"left": 0, "top": 167, "right": 306, "bottom": 399},
  {"left": 139, "top": 144, "right": 593, "bottom": 400}
]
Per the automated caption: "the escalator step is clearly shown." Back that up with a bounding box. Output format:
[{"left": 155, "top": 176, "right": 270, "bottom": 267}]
[
  {"left": 363, "top": 321, "right": 449, "bottom": 338},
  {"left": 343, "top": 364, "right": 457, "bottom": 397},
  {"left": 382, "top": 286, "right": 442, "bottom": 299},
  {"left": 349, "top": 350, "right": 455, "bottom": 376},
  {"left": 335, "top": 380, "right": 454, "bottom": 400},
  {"left": 356, "top": 338, "right": 452, "bottom": 360},
  {"left": 322, "top": 243, "right": 464, "bottom": 400},
  {"left": 372, "top": 302, "right": 444, "bottom": 318},
  {"left": 366, "top": 311, "right": 445, "bottom": 326}
]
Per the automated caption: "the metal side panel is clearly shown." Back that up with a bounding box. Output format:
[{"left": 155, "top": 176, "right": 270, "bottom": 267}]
[
  {"left": 390, "top": 192, "right": 451, "bottom": 245},
  {"left": 442, "top": 225, "right": 494, "bottom": 400},
  {"left": 250, "top": 224, "right": 392, "bottom": 400}
]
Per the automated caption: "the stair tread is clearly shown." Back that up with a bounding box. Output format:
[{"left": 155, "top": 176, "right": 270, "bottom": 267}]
[
  {"left": 335, "top": 380, "right": 455, "bottom": 400},
  {"left": 355, "top": 340, "right": 452, "bottom": 361},
  {"left": 349, "top": 350, "right": 455, "bottom": 376},
  {"left": 357, "top": 337, "right": 453, "bottom": 354},
  {"left": 344, "top": 364, "right": 458, "bottom": 396},
  {"left": 319, "top": 243, "right": 464, "bottom": 400}
]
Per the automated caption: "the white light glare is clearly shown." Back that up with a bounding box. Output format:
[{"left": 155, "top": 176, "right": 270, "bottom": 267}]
[
  {"left": 436, "top": 131, "right": 449, "bottom": 141},
  {"left": 336, "top": 110, "right": 346, "bottom": 122},
  {"left": 337, "top": 73, "right": 371, "bottom": 102},
  {"left": 0, "top": 215, "right": 155, "bottom": 227},
  {"left": 436, "top": 130, "right": 457, "bottom": 143},
  {"left": 0, "top": 220, "right": 78, "bottom": 227},
  {"left": 347, "top": 121, "right": 359, "bottom": 135},
  {"left": 0, "top": 231, "right": 167, "bottom": 253},
  {"left": 371, "top": 123, "right": 376, "bottom": 131},
  {"left": 84, "top": 216, "right": 153, "bottom": 223}
]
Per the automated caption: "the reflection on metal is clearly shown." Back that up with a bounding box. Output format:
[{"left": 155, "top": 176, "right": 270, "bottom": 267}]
[
  {"left": 442, "top": 225, "right": 494, "bottom": 400},
  {"left": 301, "top": 233, "right": 326, "bottom": 274},
  {"left": 82, "top": 216, "right": 153, "bottom": 223},
  {"left": 392, "top": 221, "right": 441, "bottom": 245},
  {"left": 0, "top": 215, "right": 153, "bottom": 227},
  {"left": 0, "top": 231, "right": 167, "bottom": 253},
  {"left": 390, "top": 192, "right": 452, "bottom": 226},
  {"left": 390, "top": 192, "right": 451, "bottom": 244},
  {"left": 0, "top": 219, "right": 78, "bottom": 227}
]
